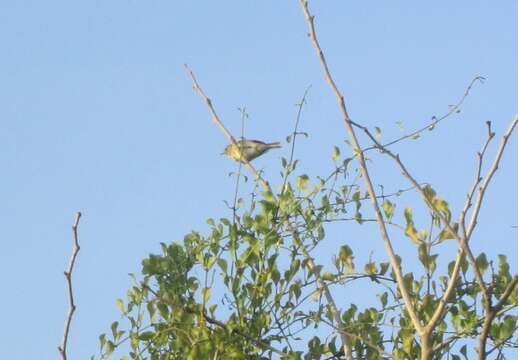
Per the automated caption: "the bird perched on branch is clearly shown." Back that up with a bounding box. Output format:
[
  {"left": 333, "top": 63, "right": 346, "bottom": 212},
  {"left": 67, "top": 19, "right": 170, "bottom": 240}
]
[{"left": 223, "top": 139, "right": 281, "bottom": 163}]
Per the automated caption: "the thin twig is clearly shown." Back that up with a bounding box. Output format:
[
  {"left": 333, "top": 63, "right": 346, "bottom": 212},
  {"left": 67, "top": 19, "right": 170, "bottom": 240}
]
[
  {"left": 232, "top": 108, "right": 247, "bottom": 223},
  {"left": 184, "top": 64, "right": 273, "bottom": 194},
  {"left": 366, "top": 76, "right": 485, "bottom": 152},
  {"left": 465, "top": 114, "right": 518, "bottom": 240},
  {"left": 58, "top": 212, "right": 82, "bottom": 360},
  {"left": 274, "top": 87, "right": 310, "bottom": 221},
  {"left": 298, "top": 0, "right": 424, "bottom": 345},
  {"left": 459, "top": 121, "right": 495, "bottom": 242}
]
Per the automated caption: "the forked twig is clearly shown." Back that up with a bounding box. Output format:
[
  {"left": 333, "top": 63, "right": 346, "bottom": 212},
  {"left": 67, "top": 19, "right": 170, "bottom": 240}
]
[
  {"left": 184, "top": 64, "right": 273, "bottom": 194},
  {"left": 58, "top": 212, "right": 82, "bottom": 360}
]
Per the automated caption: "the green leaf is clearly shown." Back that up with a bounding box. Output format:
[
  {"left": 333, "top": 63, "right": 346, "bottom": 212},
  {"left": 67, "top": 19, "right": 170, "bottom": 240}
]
[
  {"left": 271, "top": 268, "right": 280, "bottom": 284},
  {"left": 475, "top": 253, "right": 488, "bottom": 275},
  {"left": 500, "top": 315, "right": 517, "bottom": 341},
  {"left": 332, "top": 146, "right": 340, "bottom": 162},
  {"left": 98, "top": 334, "right": 106, "bottom": 352},
  {"left": 403, "top": 207, "right": 413, "bottom": 224},
  {"left": 404, "top": 207, "right": 422, "bottom": 244},
  {"left": 138, "top": 331, "right": 155, "bottom": 341},
  {"left": 217, "top": 258, "right": 228, "bottom": 273},
  {"left": 382, "top": 200, "right": 395, "bottom": 221},
  {"left": 364, "top": 261, "right": 377, "bottom": 275},
  {"left": 291, "top": 282, "right": 301, "bottom": 300},
  {"left": 418, "top": 243, "right": 429, "bottom": 268},
  {"left": 311, "top": 288, "right": 323, "bottom": 302},
  {"left": 116, "top": 299, "right": 125, "bottom": 314},
  {"left": 317, "top": 226, "right": 325, "bottom": 241},
  {"left": 322, "top": 272, "right": 335, "bottom": 281},
  {"left": 379, "top": 262, "right": 389, "bottom": 275},
  {"left": 202, "top": 287, "right": 211, "bottom": 303},
  {"left": 110, "top": 321, "right": 119, "bottom": 340},
  {"left": 296, "top": 174, "right": 310, "bottom": 193},
  {"left": 378, "top": 292, "right": 388, "bottom": 308},
  {"left": 498, "top": 255, "right": 511, "bottom": 279},
  {"left": 338, "top": 245, "right": 354, "bottom": 272},
  {"left": 438, "top": 223, "right": 459, "bottom": 242},
  {"left": 105, "top": 341, "right": 115, "bottom": 356},
  {"left": 405, "top": 223, "right": 422, "bottom": 245}
]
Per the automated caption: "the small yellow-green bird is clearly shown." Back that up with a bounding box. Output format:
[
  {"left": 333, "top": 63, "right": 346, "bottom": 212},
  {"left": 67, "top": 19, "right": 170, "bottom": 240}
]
[{"left": 223, "top": 139, "right": 281, "bottom": 163}]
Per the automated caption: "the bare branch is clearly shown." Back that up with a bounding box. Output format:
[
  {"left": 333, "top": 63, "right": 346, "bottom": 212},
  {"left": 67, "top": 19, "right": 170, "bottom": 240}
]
[
  {"left": 58, "top": 212, "right": 82, "bottom": 360},
  {"left": 439, "top": 114, "right": 517, "bottom": 329},
  {"left": 299, "top": 3, "right": 518, "bottom": 357},
  {"left": 465, "top": 114, "right": 518, "bottom": 240},
  {"left": 298, "top": 0, "right": 424, "bottom": 343},
  {"left": 184, "top": 64, "right": 273, "bottom": 194},
  {"left": 459, "top": 121, "right": 495, "bottom": 241}
]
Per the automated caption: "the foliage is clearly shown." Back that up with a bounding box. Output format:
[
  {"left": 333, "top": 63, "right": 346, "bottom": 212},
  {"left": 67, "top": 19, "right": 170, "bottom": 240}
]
[
  {"left": 93, "top": 142, "right": 518, "bottom": 359},
  {"left": 91, "top": 2, "right": 518, "bottom": 359}
]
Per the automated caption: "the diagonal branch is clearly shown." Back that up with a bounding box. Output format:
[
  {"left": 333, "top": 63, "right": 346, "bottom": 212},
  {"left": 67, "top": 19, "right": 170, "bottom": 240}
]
[
  {"left": 184, "top": 64, "right": 273, "bottom": 194},
  {"left": 186, "top": 64, "right": 352, "bottom": 358},
  {"left": 58, "top": 212, "right": 82, "bottom": 360},
  {"left": 298, "top": 0, "right": 424, "bottom": 339},
  {"left": 349, "top": 115, "right": 518, "bottom": 333}
]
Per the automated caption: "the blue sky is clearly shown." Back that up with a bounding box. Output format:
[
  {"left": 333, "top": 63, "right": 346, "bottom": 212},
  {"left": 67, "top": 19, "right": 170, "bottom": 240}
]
[{"left": 0, "top": 1, "right": 517, "bottom": 358}]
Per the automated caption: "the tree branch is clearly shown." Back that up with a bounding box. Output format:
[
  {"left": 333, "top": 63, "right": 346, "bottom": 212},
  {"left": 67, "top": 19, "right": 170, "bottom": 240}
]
[
  {"left": 347, "top": 114, "right": 518, "bottom": 334},
  {"left": 184, "top": 64, "right": 273, "bottom": 194},
  {"left": 367, "top": 76, "right": 485, "bottom": 152},
  {"left": 459, "top": 121, "right": 495, "bottom": 243},
  {"left": 465, "top": 114, "right": 518, "bottom": 240},
  {"left": 478, "top": 274, "right": 518, "bottom": 360},
  {"left": 142, "top": 283, "right": 288, "bottom": 357},
  {"left": 298, "top": 0, "right": 424, "bottom": 342},
  {"left": 58, "top": 212, "right": 82, "bottom": 360}
]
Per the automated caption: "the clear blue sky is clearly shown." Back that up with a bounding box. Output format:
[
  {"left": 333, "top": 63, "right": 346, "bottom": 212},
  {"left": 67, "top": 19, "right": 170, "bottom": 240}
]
[{"left": 1, "top": 1, "right": 517, "bottom": 359}]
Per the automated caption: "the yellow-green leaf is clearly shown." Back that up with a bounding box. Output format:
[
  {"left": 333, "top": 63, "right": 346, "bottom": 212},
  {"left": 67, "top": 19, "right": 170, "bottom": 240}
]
[
  {"left": 382, "top": 200, "right": 395, "bottom": 221},
  {"left": 438, "top": 223, "right": 459, "bottom": 242},
  {"left": 405, "top": 223, "right": 422, "bottom": 245}
]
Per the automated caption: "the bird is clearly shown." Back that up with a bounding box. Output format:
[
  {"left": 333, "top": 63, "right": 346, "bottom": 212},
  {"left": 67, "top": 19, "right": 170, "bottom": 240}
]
[{"left": 223, "top": 139, "right": 281, "bottom": 163}]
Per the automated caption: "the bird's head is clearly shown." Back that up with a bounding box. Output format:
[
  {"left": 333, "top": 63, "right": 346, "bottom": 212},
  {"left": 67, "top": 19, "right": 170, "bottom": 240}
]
[{"left": 222, "top": 144, "right": 232, "bottom": 156}]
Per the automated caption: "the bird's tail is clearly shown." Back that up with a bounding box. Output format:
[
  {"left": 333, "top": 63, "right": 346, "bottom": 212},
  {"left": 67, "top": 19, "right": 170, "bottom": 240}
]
[{"left": 267, "top": 142, "right": 281, "bottom": 149}]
